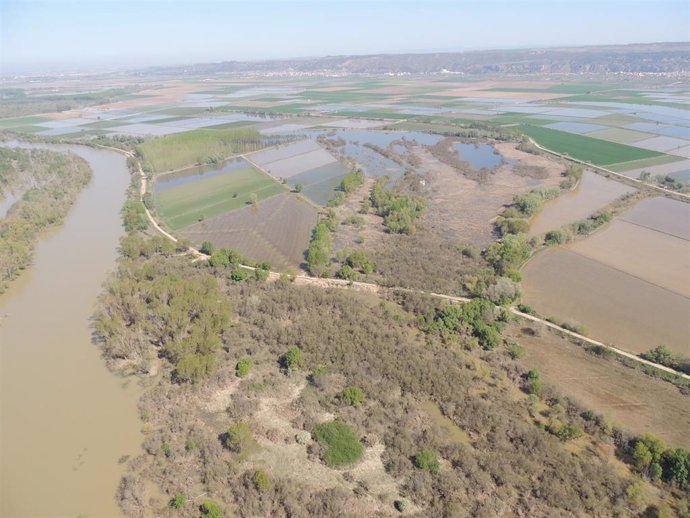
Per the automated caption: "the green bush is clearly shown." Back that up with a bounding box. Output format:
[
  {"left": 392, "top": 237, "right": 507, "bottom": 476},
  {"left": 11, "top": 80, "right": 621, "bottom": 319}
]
[
  {"left": 225, "top": 422, "right": 257, "bottom": 455},
  {"left": 554, "top": 423, "right": 584, "bottom": 442},
  {"left": 209, "top": 250, "right": 230, "bottom": 268},
  {"left": 200, "top": 500, "right": 224, "bottom": 518},
  {"left": 336, "top": 264, "right": 358, "bottom": 281},
  {"left": 170, "top": 494, "right": 186, "bottom": 509},
  {"left": 342, "top": 386, "right": 365, "bottom": 406},
  {"left": 281, "top": 346, "right": 303, "bottom": 373},
  {"left": 253, "top": 469, "right": 271, "bottom": 492},
  {"left": 313, "top": 421, "right": 364, "bottom": 468},
  {"left": 414, "top": 448, "right": 440, "bottom": 474},
  {"left": 229, "top": 268, "right": 248, "bottom": 282},
  {"left": 236, "top": 358, "right": 252, "bottom": 377},
  {"left": 254, "top": 268, "right": 269, "bottom": 282},
  {"left": 200, "top": 241, "right": 215, "bottom": 255},
  {"left": 544, "top": 230, "right": 566, "bottom": 245}
]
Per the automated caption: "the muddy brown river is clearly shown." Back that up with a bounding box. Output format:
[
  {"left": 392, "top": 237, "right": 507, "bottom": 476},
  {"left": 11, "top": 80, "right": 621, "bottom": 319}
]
[{"left": 0, "top": 143, "right": 142, "bottom": 517}]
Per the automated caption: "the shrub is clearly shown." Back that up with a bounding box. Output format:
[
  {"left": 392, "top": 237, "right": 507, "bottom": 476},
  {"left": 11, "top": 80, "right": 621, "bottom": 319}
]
[
  {"left": 229, "top": 268, "right": 248, "bottom": 282},
  {"left": 414, "top": 448, "right": 440, "bottom": 474},
  {"left": 235, "top": 358, "right": 252, "bottom": 378},
  {"left": 526, "top": 369, "right": 543, "bottom": 397},
  {"left": 484, "top": 277, "right": 521, "bottom": 305},
  {"left": 200, "top": 241, "right": 215, "bottom": 255},
  {"left": 254, "top": 268, "right": 269, "bottom": 282},
  {"left": 281, "top": 346, "right": 303, "bottom": 373},
  {"left": 225, "top": 422, "right": 257, "bottom": 455},
  {"left": 554, "top": 423, "right": 584, "bottom": 442},
  {"left": 394, "top": 499, "right": 407, "bottom": 512},
  {"left": 313, "top": 421, "right": 364, "bottom": 468},
  {"left": 170, "top": 494, "right": 186, "bottom": 509},
  {"left": 200, "top": 500, "right": 224, "bottom": 518},
  {"left": 544, "top": 230, "right": 566, "bottom": 245},
  {"left": 253, "top": 469, "right": 271, "bottom": 492},
  {"left": 336, "top": 264, "right": 358, "bottom": 281},
  {"left": 485, "top": 233, "right": 531, "bottom": 274},
  {"left": 209, "top": 250, "right": 230, "bottom": 268},
  {"left": 346, "top": 250, "right": 374, "bottom": 274},
  {"left": 499, "top": 218, "right": 530, "bottom": 236},
  {"left": 509, "top": 344, "right": 526, "bottom": 360},
  {"left": 342, "top": 386, "right": 365, "bottom": 406}
]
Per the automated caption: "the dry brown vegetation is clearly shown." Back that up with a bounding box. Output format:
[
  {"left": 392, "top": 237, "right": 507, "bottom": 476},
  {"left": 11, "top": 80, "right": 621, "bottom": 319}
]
[{"left": 95, "top": 247, "right": 689, "bottom": 517}]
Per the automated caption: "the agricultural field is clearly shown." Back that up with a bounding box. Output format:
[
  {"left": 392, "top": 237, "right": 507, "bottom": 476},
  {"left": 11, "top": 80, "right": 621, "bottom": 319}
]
[
  {"left": 137, "top": 127, "right": 270, "bottom": 172},
  {"left": 179, "top": 192, "right": 318, "bottom": 270},
  {"left": 517, "top": 125, "right": 663, "bottom": 166},
  {"left": 507, "top": 323, "right": 690, "bottom": 449},
  {"left": 154, "top": 160, "right": 286, "bottom": 230}
]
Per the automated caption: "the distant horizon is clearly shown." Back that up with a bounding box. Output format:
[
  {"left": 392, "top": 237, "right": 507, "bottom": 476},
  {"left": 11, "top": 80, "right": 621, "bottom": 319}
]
[
  {"left": 2, "top": 0, "right": 688, "bottom": 76},
  {"left": 3, "top": 40, "right": 689, "bottom": 78}
]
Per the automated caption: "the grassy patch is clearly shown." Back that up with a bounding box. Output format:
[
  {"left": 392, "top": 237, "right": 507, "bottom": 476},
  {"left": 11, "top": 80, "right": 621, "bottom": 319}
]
[
  {"left": 518, "top": 125, "right": 662, "bottom": 165},
  {"left": 156, "top": 166, "right": 286, "bottom": 230},
  {"left": 136, "top": 128, "right": 266, "bottom": 172},
  {"left": 313, "top": 421, "right": 364, "bottom": 468}
]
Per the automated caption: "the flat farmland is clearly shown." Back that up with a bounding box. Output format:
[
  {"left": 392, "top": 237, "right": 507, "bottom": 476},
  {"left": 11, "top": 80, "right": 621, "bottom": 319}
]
[
  {"left": 522, "top": 249, "right": 690, "bottom": 356},
  {"left": 507, "top": 324, "right": 690, "bottom": 449},
  {"left": 180, "top": 192, "right": 318, "bottom": 270},
  {"left": 155, "top": 165, "right": 286, "bottom": 230},
  {"left": 288, "top": 161, "right": 349, "bottom": 206},
  {"left": 518, "top": 125, "right": 663, "bottom": 165}
]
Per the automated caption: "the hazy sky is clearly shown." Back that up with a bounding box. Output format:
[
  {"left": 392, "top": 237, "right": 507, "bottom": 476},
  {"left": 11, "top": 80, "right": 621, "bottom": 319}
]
[{"left": 1, "top": 0, "right": 688, "bottom": 73}]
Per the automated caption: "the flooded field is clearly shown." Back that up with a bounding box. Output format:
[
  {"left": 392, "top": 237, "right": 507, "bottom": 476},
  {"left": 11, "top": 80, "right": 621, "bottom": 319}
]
[
  {"left": 572, "top": 220, "right": 690, "bottom": 297},
  {"left": 0, "top": 143, "right": 141, "bottom": 517},
  {"left": 528, "top": 172, "right": 636, "bottom": 237},
  {"left": 620, "top": 196, "right": 690, "bottom": 240},
  {"left": 522, "top": 248, "right": 690, "bottom": 356}
]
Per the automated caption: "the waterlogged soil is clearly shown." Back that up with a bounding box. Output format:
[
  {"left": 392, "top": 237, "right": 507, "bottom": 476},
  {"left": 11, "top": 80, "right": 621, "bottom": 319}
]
[
  {"left": 0, "top": 143, "right": 142, "bottom": 518},
  {"left": 522, "top": 248, "right": 690, "bottom": 356},
  {"left": 528, "top": 172, "right": 636, "bottom": 237}
]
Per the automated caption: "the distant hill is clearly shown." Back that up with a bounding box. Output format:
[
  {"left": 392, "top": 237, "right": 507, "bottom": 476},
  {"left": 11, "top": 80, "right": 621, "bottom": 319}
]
[{"left": 144, "top": 42, "right": 690, "bottom": 76}]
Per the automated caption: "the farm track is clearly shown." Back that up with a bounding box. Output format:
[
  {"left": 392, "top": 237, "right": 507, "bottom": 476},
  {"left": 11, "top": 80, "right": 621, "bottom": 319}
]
[{"left": 96, "top": 144, "right": 690, "bottom": 383}]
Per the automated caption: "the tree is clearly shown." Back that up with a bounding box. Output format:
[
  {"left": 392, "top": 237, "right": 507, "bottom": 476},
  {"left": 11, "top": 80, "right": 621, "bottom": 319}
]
[
  {"left": 485, "top": 233, "right": 531, "bottom": 274},
  {"left": 294, "top": 183, "right": 303, "bottom": 193},
  {"left": 640, "top": 170, "right": 652, "bottom": 182},
  {"left": 662, "top": 448, "right": 689, "bottom": 486},
  {"left": 414, "top": 448, "right": 440, "bottom": 474}
]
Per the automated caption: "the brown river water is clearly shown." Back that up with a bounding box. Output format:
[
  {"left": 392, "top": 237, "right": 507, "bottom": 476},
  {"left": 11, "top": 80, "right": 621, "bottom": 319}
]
[{"left": 0, "top": 143, "right": 142, "bottom": 517}]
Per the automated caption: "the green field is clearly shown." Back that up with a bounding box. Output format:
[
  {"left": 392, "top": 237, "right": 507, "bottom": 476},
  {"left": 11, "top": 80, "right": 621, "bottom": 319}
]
[
  {"left": 518, "top": 124, "right": 662, "bottom": 165},
  {"left": 136, "top": 128, "right": 266, "bottom": 172},
  {"left": 606, "top": 154, "right": 684, "bottom": 173},
  {"left": 0, "top": 115, "right": 51, "bottom": 128},
  {"left": 155, "top": 166, "right": 286, "bottom": 230}
]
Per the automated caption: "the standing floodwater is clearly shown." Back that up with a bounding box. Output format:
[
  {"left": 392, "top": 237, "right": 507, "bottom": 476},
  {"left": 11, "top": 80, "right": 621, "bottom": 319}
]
[{"left": 0, "top": 143, "right": 142, "bottom": 517}]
